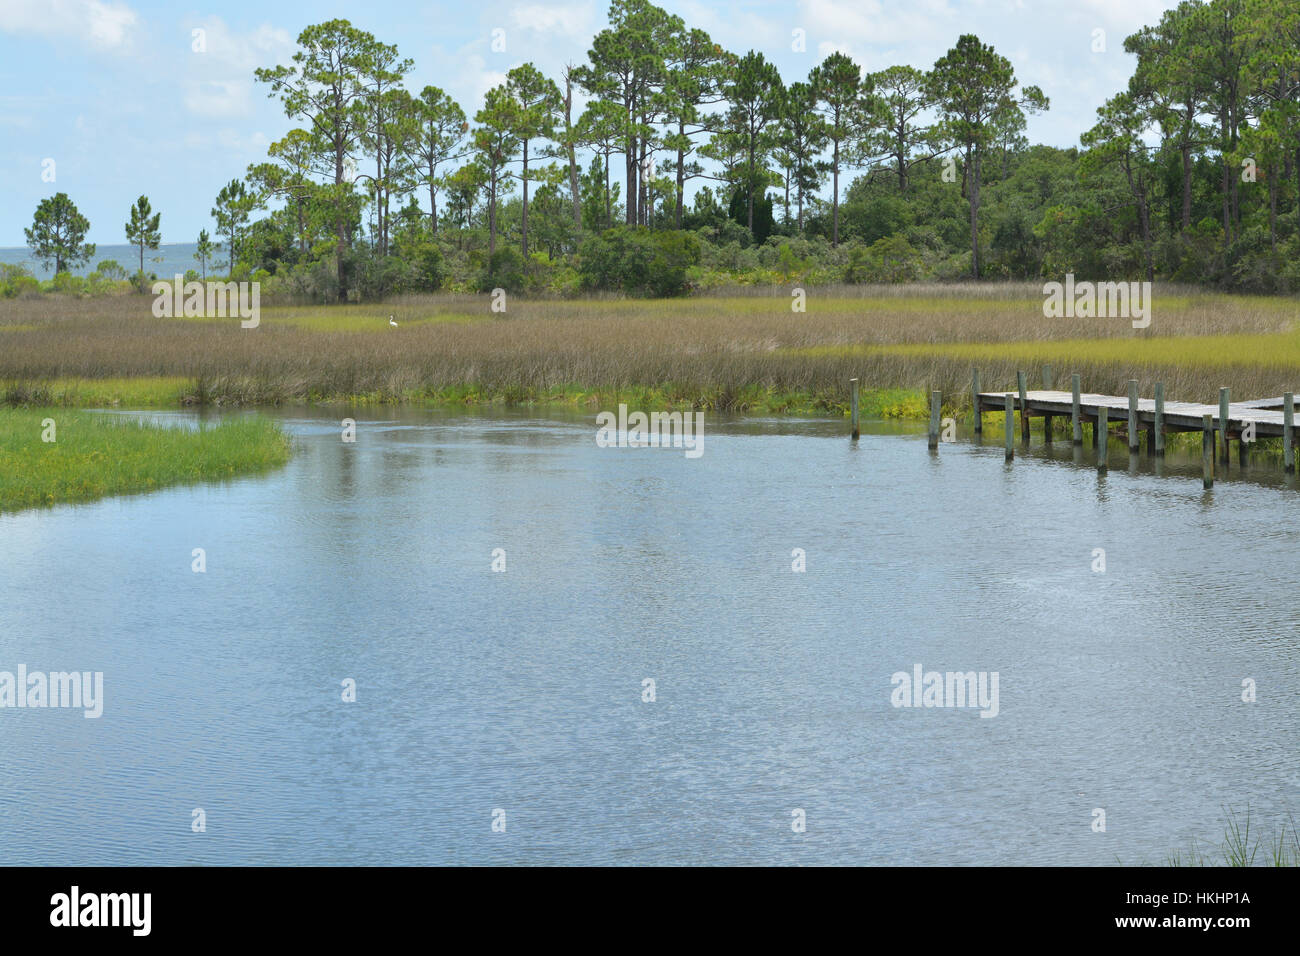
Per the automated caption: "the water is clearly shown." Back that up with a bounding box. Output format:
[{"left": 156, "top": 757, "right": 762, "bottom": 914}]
[
  {"left": 1, "top": 408, "right": 1297, "bottom": 865},
  {"left": 0, "top": 243, "right": 203, "bottom": 282}
]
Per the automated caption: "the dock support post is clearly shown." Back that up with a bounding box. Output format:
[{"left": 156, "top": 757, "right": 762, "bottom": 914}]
[
  {"left": 928, "top": 391, "right": 941, "bottom": 450},
  {"left": 1127, "top": 380, "right": 1140, "bottom": 454},
  {"left": 971, "top": 369, "right": 981, "bottom": 434},
  {"left": 1041, "top": 366, "right": 1054, "bottom": 441},
  {"left": 1017, "top": 370, "right": 1029, "bottom": 443},
  {"left": 1097, "top": 405, "right": 1108, "bottom": 472},
  {"left": 1004, "top": 394, "right": 1014, "bottom": 461},
  {"left": 1285, "top": 392, "right": 1294, "bottom": 473},
  {"left": 1154, "top": 383, "right": 1165, "bottom": 457},
  {"left": 1202, "top": 415, "right": 1214, "bottom": 489},
  {"left": 850, "top": 378, "right": 859, "bottom": 441},
  {"left": 1071, "top": 375, "right": 1082, "bottom": 445},
  {"left": 1219, "top": 387, "right": 1231, "bottom": 463}
]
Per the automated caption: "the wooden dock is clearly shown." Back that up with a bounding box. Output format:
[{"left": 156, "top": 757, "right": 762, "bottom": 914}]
[
  {"left": 976, "top": 389, "right": 1294, "bottom": 441},
  {"left": 847, "top": 369, "right": 1299, "bottom": 483}
]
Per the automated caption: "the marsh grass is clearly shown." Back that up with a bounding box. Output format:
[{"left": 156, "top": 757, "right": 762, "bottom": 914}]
[
  {"left": 1163, "top": 807, "right": 1300, "bottom": 867},
  {"left": 1, "top": 287, "right": 1297, "bottom": 414},
  {"left": 0, "top": 408, "right": 291, "bottom": 512}
]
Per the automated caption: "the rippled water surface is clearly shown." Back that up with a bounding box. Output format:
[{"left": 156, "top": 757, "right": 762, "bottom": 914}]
[{"left": 1, "top": 408, "right": 1297, "bottom": 865}]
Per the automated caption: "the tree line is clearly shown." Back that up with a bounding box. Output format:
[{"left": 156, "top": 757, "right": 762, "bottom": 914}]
[{"left": 17, "top": 0, "right": 1300, "bottom": 299}]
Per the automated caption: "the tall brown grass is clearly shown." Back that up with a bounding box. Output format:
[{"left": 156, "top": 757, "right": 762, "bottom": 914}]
[{"left": 1, "top": 287, "right": 1298, "bottom": 410}]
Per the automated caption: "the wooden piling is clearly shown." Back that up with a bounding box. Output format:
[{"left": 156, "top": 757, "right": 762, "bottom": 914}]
[
  {"left": 1153, "top": 383, "right": 1165, "bottom": 457},
  {"left": 850, "top": 378, "right": 859, "bottom": 440},
  {"left": 1127, "top": 380, "right": 1139, "bottom": 454},
  {"left": 1004, "top": 394, "right": 1014, "bottom": 461},
  {"left": 1285, "top": 392, "right": 1295, "bottom": 474},
  {"left": 1097, "top": 405, "right": 1108, "bottom": 472},
  {"left": 971, "top": 370, "right": 982, "bottom": 434},
  {"left": 1017, "top": 370, "right": 1029, "bottom": 443},
  {"left": 928, "top": 391, "right": 941, "bottom": 450},
  {"left": 1041, "top": 366, "right": 1054, "bottom": 442},
  {"left": 1219, "top": 387, "right": 1231, "bottom": 463},
  {"left": 1202, "top": 415, "right": 1214, "bottom": 488},
  {"left": 1071, "top": 374, "right": 1082, "bottom": 446}
]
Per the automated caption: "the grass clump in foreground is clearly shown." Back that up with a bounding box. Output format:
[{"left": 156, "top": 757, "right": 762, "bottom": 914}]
[
  {"left": 1158, "top": 807, "right": 1300, "bottom": 867},
  {"left": 0, "top": 409, "right": 292, "bottom": 512}
]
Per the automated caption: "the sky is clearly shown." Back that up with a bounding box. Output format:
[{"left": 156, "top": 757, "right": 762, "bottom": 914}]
[{"left": 0, "top": 0, "right": 1185, "bottom": 246}]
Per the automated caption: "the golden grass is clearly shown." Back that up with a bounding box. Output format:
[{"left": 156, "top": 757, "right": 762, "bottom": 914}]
[{"left": 1, "top": 287, "right": 1298, "bottom": 414}]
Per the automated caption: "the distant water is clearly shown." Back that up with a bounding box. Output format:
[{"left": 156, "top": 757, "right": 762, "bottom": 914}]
[{"left": 0, "top": 243, "right": 205, "bottom": 282}]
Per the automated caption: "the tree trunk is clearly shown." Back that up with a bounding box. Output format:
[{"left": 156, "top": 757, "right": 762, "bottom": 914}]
[
  {"left": 335, "top": 149, "right": 347, "bottom": 302},
  {"left": 430, "top": 175, "right": 438, "bottom": 234},
  {"left": 1269, "top": 165, "right": 1277, "bottom": 253},
  {"left": 969, "top": 147, "right": 981, "bottom": 279},
  {"left": 747, "top": 143, "right": 755, "bottom": 233},
  {"left": 625, "top": 102, "right": 637, "bottom": 226},
  {"left": 832, "top": 139, "right": 840, "bottom": 247},
  {"left": 638, "top": 134, "right": 648, "bottom": 227},
  {"left": 1220, "top": 116, "right": 1232, "bottom": 243},
  {"left": 566, "top": 77, "right": 581, "bottom": 234},
  {"left": 521, "top": 139, "right": 530, "bottom": 257},
  {"left": 675, "top": 118, "right": 686, "bottom": 229},
  {"left": 1180, "top": 141, "right": 1192, "bottom": 234},
  {"left": 488, "top": 172, "right": 497, "bottom": 258}
]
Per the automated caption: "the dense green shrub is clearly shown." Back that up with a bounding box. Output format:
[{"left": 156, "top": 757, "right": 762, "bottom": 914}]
[
  {"left": 578, "top": 226, "right": 701, "bottom": 296},
  {"left": 478, "top": 246, "right": 526, "bottom": 293}
]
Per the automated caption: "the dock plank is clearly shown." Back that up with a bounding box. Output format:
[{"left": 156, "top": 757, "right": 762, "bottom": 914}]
[{"left": 977, "top": 390, "right": 1291, "bottom": 435}]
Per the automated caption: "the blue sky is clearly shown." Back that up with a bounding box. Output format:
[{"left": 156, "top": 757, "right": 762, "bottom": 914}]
[{"left": 0, "top": 0, "right": 1182, "bottom": 246}]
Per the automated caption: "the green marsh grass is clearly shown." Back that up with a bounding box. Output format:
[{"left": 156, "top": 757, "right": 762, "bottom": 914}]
[
  {"left": 1162, "top": 807, "right": 1300, "bottom": 867},
  {"left": 2, "top": 286, "right": 1297, "bottom": 415},
  {"left": 0, "top": 409, "right": 292, "bottom": 512}
]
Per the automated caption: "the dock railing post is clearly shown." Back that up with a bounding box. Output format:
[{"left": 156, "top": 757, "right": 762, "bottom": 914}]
[
  {"left": 971, "top": 369, "right": 981, "bottom": 434},
  {"left": 1154, "top": 383, "right": 1165, "bottom": 456},
  {"left": 1285, "top": 391, "right": 1295, "bottom": 474},
  {"left": 1202, "top": 415, "right": 1214, "bottom": 489},
  {"left": 1071, "top": 374, "right": 1082, "bottom": 446},
  {"left": 1042, "top": 366, "right": 1054, "bottom": 443},
  {"left": 1219, "top": 387, "right": 1231, "bottom": 463},
  {"left": 928, "top": 391, "right": 941, "bottom": 450},
  {"left": 1127, "top": 380, "right": 1140, "bottom": 454},
  {"left": 1097, "top": 405, "right": 1108, "bottom": 473},
  {"left": 1004, "top": 394, "right": 1014, "bottom": 461},
  {"left": 850, "top": 378, "right": 859, "bottom": 440},
  {"left": 1017, "top": 370, "right": 1029, "bottom": 443}
]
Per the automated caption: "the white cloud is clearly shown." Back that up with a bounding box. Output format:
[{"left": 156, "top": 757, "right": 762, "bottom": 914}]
[
  {"left": 182, "top": 18, "right": 293, "bottom": 119},
  {"left": 0, "top": 0, "right": 138, "bottom": 50},
  {"left": 510, "top": 3, "right": 598, "bottom": 39}
]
